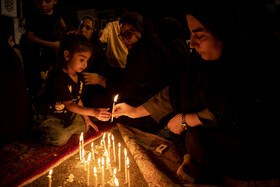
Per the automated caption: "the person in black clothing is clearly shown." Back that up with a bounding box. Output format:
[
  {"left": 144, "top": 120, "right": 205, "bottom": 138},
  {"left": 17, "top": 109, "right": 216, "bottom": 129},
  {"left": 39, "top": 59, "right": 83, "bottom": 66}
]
[
  {"left": 113, "top": 0, "right": 280, "bottom": 184},
  {"left": 166, "top": 0, "right": 280, "bottom": 184},
  {"left": 85, "top": 12, "right": 173, "bottom": 133},
  {"left": 20, "top": 0, "right": 66, "bottom": 98}
]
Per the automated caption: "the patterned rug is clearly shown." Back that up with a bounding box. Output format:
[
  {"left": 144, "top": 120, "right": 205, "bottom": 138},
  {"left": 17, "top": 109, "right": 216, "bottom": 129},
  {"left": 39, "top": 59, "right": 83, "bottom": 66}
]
[
  {"left": 0, "top": 122, "right": 116, "bottom": 187},
  {"left": 117, "top": 123, "right": 188, "bottom": 186}
]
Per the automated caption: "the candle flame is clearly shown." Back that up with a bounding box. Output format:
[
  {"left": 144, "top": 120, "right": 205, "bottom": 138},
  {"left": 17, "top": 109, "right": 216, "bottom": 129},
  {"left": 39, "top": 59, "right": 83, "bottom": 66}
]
[
  {"left": 112, "top": 135, "right": 114, "bottom": 141},
  {"left": 87, "top": 152, "right": 91, "bottom": 161},
  {"left": 91, "top": 142, "right": 94, "bottom": 148},
  {"left": 124, "top": 148, "right": 127, "bottom": 157},
  {"left": 114, "top": 94, "right": 119, "bottom": 102},
  {"left": 79, "top": 132, "right": 83, "bottom": 141},
  {"left": 49, "top": 169, "right": 53, "bottom": 176},
  {"left": 94, "top": 166, "right": 97, "bottom": 174},
  {"left": 114, "top": 177, "right": 119, "bottom": 186},
  {"left": 113, "top": 168, "right": 117, "bottom": 175},
  {"left": 118, "top": 143, "right": 121, "bottom": 148},
  {"left": 127, "top": 157, "right": 129, "bottom": 166}
]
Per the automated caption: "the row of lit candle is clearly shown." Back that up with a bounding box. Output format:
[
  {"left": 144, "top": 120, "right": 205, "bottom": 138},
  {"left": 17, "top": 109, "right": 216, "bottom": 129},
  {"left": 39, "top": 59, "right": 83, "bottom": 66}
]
[{"left": 48, "top": 131, "right": 130, "bottom": 187}]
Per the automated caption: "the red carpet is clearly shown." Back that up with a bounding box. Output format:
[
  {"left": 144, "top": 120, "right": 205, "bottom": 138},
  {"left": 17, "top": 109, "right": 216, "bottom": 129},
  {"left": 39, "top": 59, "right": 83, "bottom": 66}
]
[{"left": 0, "top": 122, "right": 116, "bottom": 187}]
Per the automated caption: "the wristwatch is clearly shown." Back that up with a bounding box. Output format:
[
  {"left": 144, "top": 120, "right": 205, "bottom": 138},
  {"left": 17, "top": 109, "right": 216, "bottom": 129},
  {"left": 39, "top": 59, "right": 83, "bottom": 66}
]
[{"left": 181, "top": 113, "right": 190, "bottom": 131}]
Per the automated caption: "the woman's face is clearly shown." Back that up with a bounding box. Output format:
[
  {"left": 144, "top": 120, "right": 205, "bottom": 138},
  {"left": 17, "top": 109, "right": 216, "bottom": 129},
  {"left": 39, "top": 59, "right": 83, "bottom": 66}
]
[
  {"left": 78, "top": 18, "right": 94, "bottom": 40},
  {"left": 119, "top": 23, "right": 141, "bottom": 51},
  {"left": 186, "top": 14, "right": 223, "bottom": 61}
]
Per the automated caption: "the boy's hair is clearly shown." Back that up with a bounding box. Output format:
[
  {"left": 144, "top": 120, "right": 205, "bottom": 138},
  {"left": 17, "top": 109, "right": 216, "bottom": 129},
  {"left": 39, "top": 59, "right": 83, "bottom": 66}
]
[{"left": 57, "top": 33, "right": 93, "bottom": 69}]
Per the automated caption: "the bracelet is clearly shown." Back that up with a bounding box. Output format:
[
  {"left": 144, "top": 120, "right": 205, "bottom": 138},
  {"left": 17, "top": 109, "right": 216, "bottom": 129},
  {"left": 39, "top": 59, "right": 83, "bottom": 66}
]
[{"left": 181, "top": 113, "right": 191, "bottom": 131}]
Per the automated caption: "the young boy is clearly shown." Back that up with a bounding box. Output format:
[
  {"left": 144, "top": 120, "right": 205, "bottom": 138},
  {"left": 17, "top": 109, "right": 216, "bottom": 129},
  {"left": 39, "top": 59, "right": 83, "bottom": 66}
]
[{"left": 22, "top": 0, "right": 66, "bottom": 97}]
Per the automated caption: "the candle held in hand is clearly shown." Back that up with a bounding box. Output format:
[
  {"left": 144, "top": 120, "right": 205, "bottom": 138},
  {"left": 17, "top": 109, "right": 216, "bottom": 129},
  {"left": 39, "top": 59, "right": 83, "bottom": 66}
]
[{"left": 111, "top": 94, "right": 119, "bottom": 122}]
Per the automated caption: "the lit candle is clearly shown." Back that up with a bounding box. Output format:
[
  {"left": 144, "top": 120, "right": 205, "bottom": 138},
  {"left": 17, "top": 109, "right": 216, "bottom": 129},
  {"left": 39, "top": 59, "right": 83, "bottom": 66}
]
[
  {"left": 114, "top": 177, "right": 119, "bottom": 187},
  {"left": 112, "top": 135, "right": 116, "bottom": 162},
  {"left": 91, "top": 142, "right": 95, "bottom": 160},
  {"left": 108, "top": 133, "right": 111, "bottom": 159},
  {"left": 94, "top": 166, "right": 98, "bottom": 187},
  {"left": 101, "top": 157, "right": 105, "bottom": 187},
  {"left": 108, "top": 157, "right": 112, "bottom": 176},
  {"left": 113, "top": 168, "right": 117, "bottom": 179},
  {"left": 101, "top": 133, "right": 106, "bottom": 150},
  {"left": 124, "top": 148, "right": 127, "bottom": 183},
  {"left": 106, "top": 156, "right": 109, "bottom": 170},
  {"left": 127, "top": 157, "right": 130, "bottom": 187},
  {"left": 79, "top": 133, "right": 83, "bottom": 160},
  {"left": 111, "top": 94, "right": 119, "bottom": 122},
  {"left": 87, "top": 153, "right": 91, "bottom": 186},
  {"left": 118, "top": 143, "right": 121, "bottom": 171},
  {"left": 82, "top": 148, "right": 86, "bottom": 170},
  {"left": 98, "top": 158, "right": 101, "bottom": 173},
  {"left": 48, "top": 169, "right": 53, "bottom": 187}
]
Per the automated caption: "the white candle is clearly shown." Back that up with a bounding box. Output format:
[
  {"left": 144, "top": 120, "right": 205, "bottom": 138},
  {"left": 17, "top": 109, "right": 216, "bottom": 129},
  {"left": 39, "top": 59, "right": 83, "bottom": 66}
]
[
  {"left": 48, "top": 169, "right": 53, "bottom": 187},
  {"left": 94, "top": 167, "right": 98, "bottom": 187},
  {"left": 91, "top": 142, "right": 95, "bottom": 160},
  {"left": 87, "top": 153, "right": 91, "bottom": 186},
  {"left": 118, "top": 143, "right": 121, "bottom": 171},
  {"left": 79, "top": 133, "right": 83, "bottom": 160},
  {"left": 124, "top": 148, "right": 127, "bottom": 183},
  {"left": 108, "top": 133, "right": 111, "bottom": 159},
  {"left": 106, "top": 156, "right": 109, "bottom": 170},
  {"left": 102, "top": 157, "right": 105, "bottom": 187},
  {"left": 112, "top": 135, "right": 116, "bottom": 162},
  {"left": 111, "top": 94, "right": 119, "bottom": 122},
  {"left": 108, "top": 157, "right": 112, "bottom": 176},
  {"left": 98, "top": 158, "right": 101, "bottom": 173},
  {"left": 127, "top": 157, "right": 130, "bottom": 187}
]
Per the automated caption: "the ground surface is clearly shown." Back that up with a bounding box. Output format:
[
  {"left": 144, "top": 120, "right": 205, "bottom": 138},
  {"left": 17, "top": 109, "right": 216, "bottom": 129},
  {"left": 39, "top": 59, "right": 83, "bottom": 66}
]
[{"left": 24, "top": 126, "right": 148, "bottom": 187}]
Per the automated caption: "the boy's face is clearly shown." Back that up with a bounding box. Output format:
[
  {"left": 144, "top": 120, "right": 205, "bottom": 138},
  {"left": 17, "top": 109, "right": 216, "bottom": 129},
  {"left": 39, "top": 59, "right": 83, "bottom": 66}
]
[{"left": 34, "top": 0, "right": 57, "bottom": 15}]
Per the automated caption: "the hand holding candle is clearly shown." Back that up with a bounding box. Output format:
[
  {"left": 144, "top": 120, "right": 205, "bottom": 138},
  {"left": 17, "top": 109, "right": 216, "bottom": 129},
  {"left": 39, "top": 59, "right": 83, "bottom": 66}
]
[{"left": 111, "top": 94, "right": 119, "bottom": 122}]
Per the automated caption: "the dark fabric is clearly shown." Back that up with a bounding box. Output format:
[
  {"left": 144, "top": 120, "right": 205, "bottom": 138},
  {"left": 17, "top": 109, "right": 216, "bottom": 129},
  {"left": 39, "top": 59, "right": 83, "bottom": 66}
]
[
  {"left": 106, "top": 35, "right": 171, "bottom": 107},
  {"left": 21, "top": 10, "right": 63, "bottom": 96},
  {"left": 0, "top": 43, "right": 31, "bottom": 147},
  {"left": 35, "top": 70, "right": 85, "bottom": 122},
  {"left": 82, "top": 38, "right": 113, "bottom": 108}
]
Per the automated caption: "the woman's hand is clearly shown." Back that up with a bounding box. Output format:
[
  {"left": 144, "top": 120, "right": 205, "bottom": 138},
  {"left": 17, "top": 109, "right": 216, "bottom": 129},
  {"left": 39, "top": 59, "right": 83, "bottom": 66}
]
[
  {"left": 113, "top": 103, "right": 137, "bottom": 118},
  {"left": 167, "top": 114, "right": 184, "bottom": 135}
]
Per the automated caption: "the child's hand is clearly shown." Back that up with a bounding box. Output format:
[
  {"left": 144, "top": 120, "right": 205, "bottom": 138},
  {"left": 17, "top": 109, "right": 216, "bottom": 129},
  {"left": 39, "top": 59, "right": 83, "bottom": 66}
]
[
  {"left": 92, "top": 108, "right": 111, "bottom": 121},
  {"left": 84, "top": 117, "right": 99, "bottom": 131}
]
